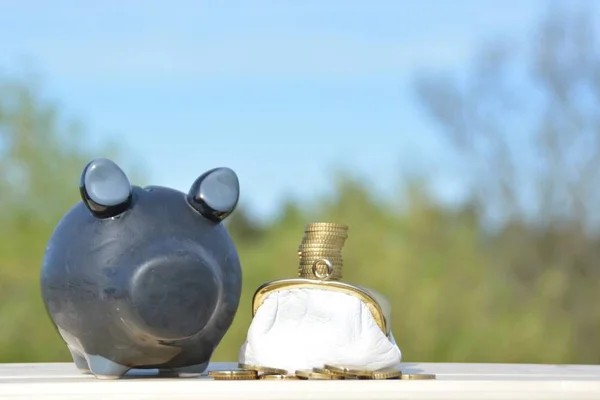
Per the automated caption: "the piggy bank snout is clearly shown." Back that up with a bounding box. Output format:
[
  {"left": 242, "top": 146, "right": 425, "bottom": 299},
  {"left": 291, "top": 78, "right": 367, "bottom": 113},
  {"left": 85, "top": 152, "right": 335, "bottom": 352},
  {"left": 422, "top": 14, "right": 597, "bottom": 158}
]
[{"left": 128, "top": 254, "right": 220, "bottom": 341}]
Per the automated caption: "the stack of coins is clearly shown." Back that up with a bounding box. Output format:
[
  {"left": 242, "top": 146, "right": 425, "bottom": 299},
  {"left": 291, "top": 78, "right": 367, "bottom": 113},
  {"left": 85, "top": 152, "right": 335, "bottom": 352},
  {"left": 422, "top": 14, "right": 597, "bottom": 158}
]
[
  {"left": 238, "top": 363, "right": 288, "bottom": 376},
  {"left": 238, "top": 363, "right": 299, "bottom": 380},
  {"left": 208, "top": 369, "right": 258, "bottom": 380},
  {"left": 297, "top": 222, "right": 348, "bottom": 281},
  {"left": 295, "top": 365, "right": 408, "bottom": 380},
  {"left": 321, "top": 364, "right": 402, "bottom": 380}
]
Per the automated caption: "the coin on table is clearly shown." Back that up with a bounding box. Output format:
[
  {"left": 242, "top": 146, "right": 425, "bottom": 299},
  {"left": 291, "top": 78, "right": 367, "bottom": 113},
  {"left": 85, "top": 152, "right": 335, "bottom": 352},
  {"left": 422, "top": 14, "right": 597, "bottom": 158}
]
[
  {"left": 401, "top": 373, "right": 436, "bottom": 380},
  {"left": 259, "top": 374, "right": 300, "bottom": 380},
  {"left": 312, "top": 367, "right": 346, "bottom": 377},
  {"left": 238, "top": 363, "right": 288, "bottom": 375},
  {"left": 209, "top": 370, "right": 258, "bottom": 380},
  {"left": 323, "top": 364, "right": 374, "bottom": 378},
  {"left": 372, "top": 368, "right": 402, "bottom": 380},
  {"left": 295, "top": 370, "right": 344, "bottom": 380}
]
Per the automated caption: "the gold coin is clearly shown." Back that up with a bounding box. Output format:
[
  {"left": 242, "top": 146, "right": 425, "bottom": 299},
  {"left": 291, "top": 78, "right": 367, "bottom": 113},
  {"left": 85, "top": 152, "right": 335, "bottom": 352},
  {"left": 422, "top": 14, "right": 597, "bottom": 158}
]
[
  {"left": 298, "top": 260, "right": 343, "bottom": 266},
  {"left": 298, "top": 246, "right": 343, "bottom": 250},
  {"left": 302, "top": 235, "right": 347, "bottom": 242},
  {"left": 312, "top": 367, "right": 332, "bottom": 374},
  {"left": 260, "top": 374, "right": 300, "bottom": 380},
  {"left": 372, "top": 368, "right": 402, "bottom": 380},
  {"left": 298, "top": 266, "right": 342, "bottom": 273},
  {"left": 298, "top": 262, "right": 343, "bottom": 268},
  {"left": 298, "top": 255, "right": 344, "bottom": 267},
  {"left": 301, "top": 231, "right": 347, "bottom": 237},
  {"left": 303, "top": 233, "right": 347, "bottom": 238},
  {"left": 302, "top": 230, "right": 348, "bottom": 236},
  {"left": 298, "top": 272, "right": 342, "bottom": 277},
  {"left": 298, "top": 261, "right": 342, "bottom": 266},
  {"left": 298, "top": 264, "right": 342, "bottom": 269},
  {"left": 238, "top": 363, "right": 288, "bottom": 375},
  {"left": 300, "top": 234, "right": 348, "bottom": 242},
  {"left": 305, "top": 222, "right": 348, "bottom": 230},
  {"left": 298, "top": 264, "right": 342, "bottom": 272},
  {"left": 297, "top": 254, "right": 343, "bottom": 260},
  {"left": 299, "top": 242, "right": 345, "bottom": 248},
  {"left": 302, "top": 233, "right": 346, "bottom": 238},
  {"left": 298, "top": 260, "right": 342, "bottom": 266},
  {"left": 312, "top": 367, "right": 346, "bottom": 377},
  {"left": 304, "top": 230, "right": 348, "bottom": 235},
  {"left": 299, "top": 253, "right": 342, "bottom": 256},
  {"left": 298, "top": 259, "right": 342, "bottom": 264},
  {"left": 295, "top": 370, "right": 344, "bottom": 380},
  {"left": 299, "top": 252, "right": 342, "bottom": 257},
  {"left": 299, "top": 244, "right": 344, "bottom": 249},
  {"left": 209, "top": 370, "right": 258, "bottom": 380},
  {"left": 298, "top": 268, "right": 342, "bottom": 276},
  {"left": 299, "top": 243, "right": 345, "bottom": 249},
  {"left": 298, "top": 248, "right": 343, "bottom": 253},
  {"left": 298, "top": 253, "right": 342, "bottom": 258},
  {"left": 298, "top": 244, "right": 343, "bottom": 250},
  {"left": 298, "top": 275, "right": 343, "bottom": 281},
  {"left": 299, "top": 251, "right": 344, "bottom": 262},
  {"left": 401, "top": 373, "right": 436, "bottom": 380},
  {"left": 305, "top": 221, "right": 348, "bottom": 227},
  {"left": 299, "top": 247, "right": 343, "bottom": 251},
  {"left": 298, "top": 266, "right": 342, "bottom": 272},
  {"left": 299, "top": 265, "right": 342, "bottom": 270},
  {"left": 300, "top": 238, "right": 345, "bottom": 243},
  {"left": 323, "top": 364, "right": 373, "bottom": 378}
]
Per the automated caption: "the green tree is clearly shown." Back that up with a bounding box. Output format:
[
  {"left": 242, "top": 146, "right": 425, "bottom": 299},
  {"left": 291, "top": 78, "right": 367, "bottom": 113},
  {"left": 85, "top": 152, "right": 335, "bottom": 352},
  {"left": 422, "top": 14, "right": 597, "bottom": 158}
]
[
  {"left": 0, "top": 72, "right": 145, "bottom": 362},
  {"left": 413, "top": 5, "right": 600, "bottom": 362}
]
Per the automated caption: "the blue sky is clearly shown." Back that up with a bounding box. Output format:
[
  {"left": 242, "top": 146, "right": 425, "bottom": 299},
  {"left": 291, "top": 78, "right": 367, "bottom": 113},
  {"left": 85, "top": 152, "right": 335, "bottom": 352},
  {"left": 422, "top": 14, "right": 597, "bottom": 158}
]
[{"left": 0, "top": 0, "right": 592, "bottom": 221}]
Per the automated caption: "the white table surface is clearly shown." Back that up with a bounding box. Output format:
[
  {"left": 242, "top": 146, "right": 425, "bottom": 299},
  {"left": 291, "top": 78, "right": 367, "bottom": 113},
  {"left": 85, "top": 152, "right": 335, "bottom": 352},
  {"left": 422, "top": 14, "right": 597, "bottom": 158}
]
[{"left": 2, "top": 361, "right": 600, "bottom": 400}]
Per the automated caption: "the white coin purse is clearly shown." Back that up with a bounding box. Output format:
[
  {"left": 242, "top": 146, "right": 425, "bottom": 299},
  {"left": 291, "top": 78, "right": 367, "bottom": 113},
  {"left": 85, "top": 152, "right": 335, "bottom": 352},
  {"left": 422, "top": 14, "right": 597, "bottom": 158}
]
[{"left": 238, "top": 223, "right": 402, "bottom": 374}]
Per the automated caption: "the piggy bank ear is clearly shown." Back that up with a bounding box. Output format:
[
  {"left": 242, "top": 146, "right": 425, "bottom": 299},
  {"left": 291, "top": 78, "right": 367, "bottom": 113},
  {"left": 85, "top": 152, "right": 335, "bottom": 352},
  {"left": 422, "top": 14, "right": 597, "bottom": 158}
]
[
  {"left": 187, "top": 167, "right": 240, "bottom": 222},
  {"left": 79, "top": 158, "right": 133, "bottom": 218}
]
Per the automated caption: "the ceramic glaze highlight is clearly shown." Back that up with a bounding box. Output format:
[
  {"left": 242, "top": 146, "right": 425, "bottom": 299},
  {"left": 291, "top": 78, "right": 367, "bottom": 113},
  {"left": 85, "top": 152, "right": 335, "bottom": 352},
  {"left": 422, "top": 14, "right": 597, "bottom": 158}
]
[{"left": 40, "top": 158, "right": 242, "bottom": 379}]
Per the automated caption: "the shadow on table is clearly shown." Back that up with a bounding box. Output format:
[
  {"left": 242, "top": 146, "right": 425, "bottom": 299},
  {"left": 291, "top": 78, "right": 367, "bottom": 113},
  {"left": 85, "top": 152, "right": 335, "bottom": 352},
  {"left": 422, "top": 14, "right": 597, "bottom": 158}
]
[
  {"left": 399, "top": 363, "right": 424, "bottom": 374},
  {"left": 116, "top": 369, "right": 205, "bottom": 380}
]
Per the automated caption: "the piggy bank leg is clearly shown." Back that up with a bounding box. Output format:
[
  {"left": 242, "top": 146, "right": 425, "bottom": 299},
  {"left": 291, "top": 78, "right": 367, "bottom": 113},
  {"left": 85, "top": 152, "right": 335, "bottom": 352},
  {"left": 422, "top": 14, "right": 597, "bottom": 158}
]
[
  {"left": 86, "top": 354, "right": 130, "bottom": 380},
  {"left": 69, "top": 349, "right": 90, "bottom": 374}
]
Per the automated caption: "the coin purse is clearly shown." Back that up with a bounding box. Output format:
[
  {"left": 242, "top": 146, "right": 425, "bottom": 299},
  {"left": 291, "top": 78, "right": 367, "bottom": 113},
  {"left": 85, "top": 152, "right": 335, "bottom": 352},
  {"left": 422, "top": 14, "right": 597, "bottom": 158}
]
[{"left": 238, "top": 223, "right": 402, "bottom": 374}]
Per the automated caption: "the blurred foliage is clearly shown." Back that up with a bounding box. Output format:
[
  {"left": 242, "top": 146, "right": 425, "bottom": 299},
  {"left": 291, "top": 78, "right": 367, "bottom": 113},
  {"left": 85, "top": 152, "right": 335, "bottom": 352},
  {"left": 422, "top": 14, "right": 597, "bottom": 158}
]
[
  {"left": 0, "top": 72, "right": 142, "bottom": 361},
  {"left": 1, "top": 5, "right": 600, "bottom": 365}
]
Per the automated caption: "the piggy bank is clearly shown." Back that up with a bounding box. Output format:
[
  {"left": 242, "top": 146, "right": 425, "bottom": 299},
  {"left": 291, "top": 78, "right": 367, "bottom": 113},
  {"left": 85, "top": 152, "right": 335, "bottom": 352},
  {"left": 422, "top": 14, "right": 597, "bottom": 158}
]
[{"left": 40, "top": 158, "right": 242, "bottom": 379}]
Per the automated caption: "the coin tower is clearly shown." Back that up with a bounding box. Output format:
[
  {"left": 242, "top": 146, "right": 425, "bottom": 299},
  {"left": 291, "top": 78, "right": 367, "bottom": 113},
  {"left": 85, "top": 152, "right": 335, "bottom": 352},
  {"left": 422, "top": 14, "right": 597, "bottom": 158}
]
[{"left": 297, "top": 222, "right": 347, "bottom": 281}]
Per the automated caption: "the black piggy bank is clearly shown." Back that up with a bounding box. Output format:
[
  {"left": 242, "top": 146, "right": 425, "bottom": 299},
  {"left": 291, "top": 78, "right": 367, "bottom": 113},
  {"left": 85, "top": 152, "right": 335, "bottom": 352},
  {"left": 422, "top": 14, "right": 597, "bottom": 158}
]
[{"left": 40, "top": 158, "right": 242, "bottom": 379}]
